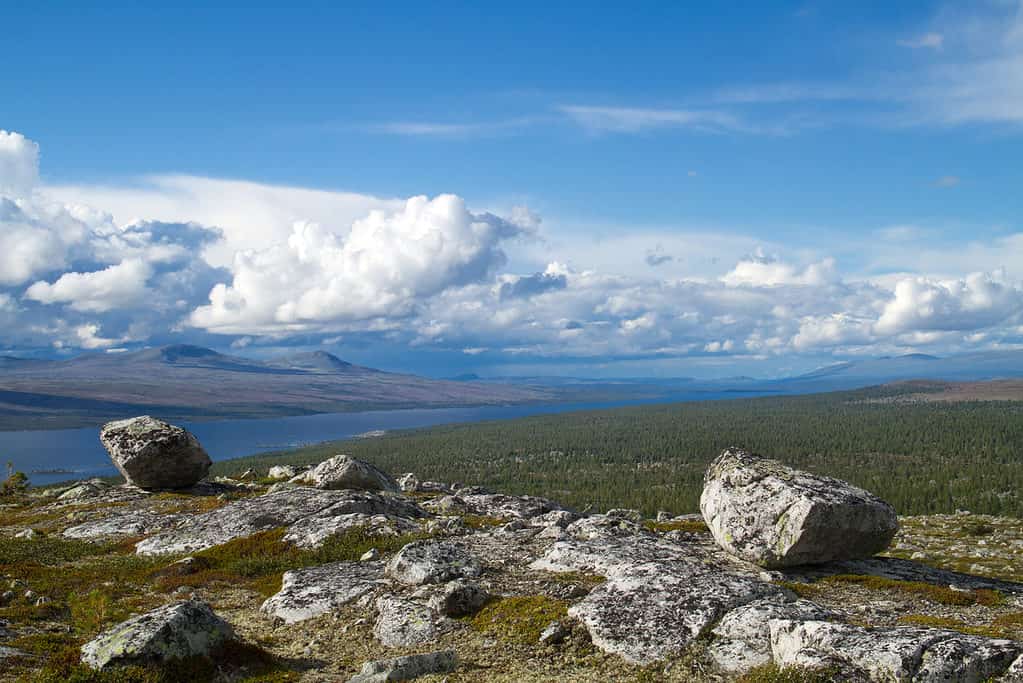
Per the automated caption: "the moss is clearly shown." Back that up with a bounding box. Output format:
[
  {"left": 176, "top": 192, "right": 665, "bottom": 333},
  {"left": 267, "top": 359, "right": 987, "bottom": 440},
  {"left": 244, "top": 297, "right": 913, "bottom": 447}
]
[
  {"left": 462, "top": 514, "right": 509, "bottom": 529},
  {"left": 737, "top": 663, "right": 839, "bottom": 683},
  {"left": 157, "top": 526, "right": 432, "bottom": 597},
  {"left": 896, "top": 614, "right": 1007, "bottom": 638},
  {"left": 642, "top": 519, "right": 710, "bottom": 534},
  {"left": 816, "top": 574, "right": 1004, "bottom": 607},
  {"left": 469, "top": 595, "right": 570, "bottom": 645}
]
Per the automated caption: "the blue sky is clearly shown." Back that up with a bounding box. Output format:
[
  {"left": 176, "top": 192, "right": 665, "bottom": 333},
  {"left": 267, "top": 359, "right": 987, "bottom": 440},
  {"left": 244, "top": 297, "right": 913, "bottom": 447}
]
[{"left": 1, "top": 1, "right": 1022, "bottom": 378}]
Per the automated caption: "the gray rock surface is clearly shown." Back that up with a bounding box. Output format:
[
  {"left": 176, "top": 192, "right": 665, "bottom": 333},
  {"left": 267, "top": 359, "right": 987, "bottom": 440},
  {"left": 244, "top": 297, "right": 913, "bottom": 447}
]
[
  {"left": 80, "top": 600, "right": 234, "bottom": 669},
  {"left": 700, "top": 448, "right": 899, "bottom": 567},
  {"left": 373, "top": 596, "right": 439, "bottom": 647},
  {"left": 136, "top": 487, "right": 427, "bottom": 556},
  {"left": 348, "top": 649, "right": 457, "bottom": 682},
  {"left": 569, "top": 559, "right": 780, "bottom": 664},
  {"left": 100, "top": 416, "right": 211, "bottom": 490},
  {"left": 426, "top": 580, "right": 489, "bottom": 617},
  {"left": 769, "top": 619, "right": 1022, "bottom": 682},
  {"left": 64, "top": 509, "right": 187, "bottom": 540},
  {"left": 386, "top": 540, "right": 483, "bottom": 585},
  {"left": 267, "top": 465, "right": 299, "bottom": 480},
  {"left": 261, "top": 561, "right": 388, "bottom": 623},
  {"left": 708, "top": 596, "right": 839, "bottom": 673},
  {"left": 296, "top": 455, "right": 399, "bottom": 492}
]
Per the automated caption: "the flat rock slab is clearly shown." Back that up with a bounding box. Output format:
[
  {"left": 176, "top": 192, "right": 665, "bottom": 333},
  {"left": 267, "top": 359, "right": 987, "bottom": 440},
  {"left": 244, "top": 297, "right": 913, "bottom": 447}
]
[
  {"left": 80, "top": 600, "right": 234, "bottom": 669},
  {"left": 770, "top": 619, "right": 1022, "bottom": 682},
  {"left": 64, "top": 509, "right": 187, "bottom": 540},
  {"left": 427, "top": 493, "right": 564, "bottom": 520},
  {"left": 283, "top": 512, "right": 420, "bottom": 549},
  {"left": 700, "top": 448, "right": 898, "bottom": 568},
  {"left": 569, "top": 560, "right": 782, "bottom": 665},
  {"left": 349, "top": 649, "right": 457, "bottom": 682},
  {"left": 136, "top": 488, "right": 427, "bottom": 556},
  {"left": 386, "top": 540, "right": 482, "bottom": 585},
  {"left": 261, "top": 561, "right": 389, "bottom": 624}
]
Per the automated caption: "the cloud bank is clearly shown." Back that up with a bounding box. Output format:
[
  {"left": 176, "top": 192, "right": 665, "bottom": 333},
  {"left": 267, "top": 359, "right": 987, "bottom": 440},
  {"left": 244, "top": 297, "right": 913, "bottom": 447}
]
[{"left": 1, "top": 129, "right": 1022, "bottom": 368}]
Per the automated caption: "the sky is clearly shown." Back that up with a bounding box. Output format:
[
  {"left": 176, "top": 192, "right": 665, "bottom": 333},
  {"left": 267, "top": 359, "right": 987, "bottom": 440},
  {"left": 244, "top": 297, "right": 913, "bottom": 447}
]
[{"left": 1, "top": 1, "right": 1022, "bottom": 379}]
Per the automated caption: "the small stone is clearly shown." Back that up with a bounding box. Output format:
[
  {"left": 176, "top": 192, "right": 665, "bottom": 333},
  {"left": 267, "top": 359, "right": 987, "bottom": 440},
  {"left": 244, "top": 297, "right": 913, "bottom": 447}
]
[
  {"left": 361, "top": 548, "right": 380, "bottom": 561},
  {"left": 14, "top": 529, "right": 37, "bottom": 540},
  {"left": 267, "top": 465, "right": 298, "bottom": 480},
  {"left": 386, "top": 541, "right": 482, "bottom": 586},
  {"left": 373, "top": 596, "right": 439, "bottom": 647},
  {"left": 297, "top": 455, "right": 398, "bottom": 492},
  {"left": 539, "top": 620, "right": 571, "bottom": 645},
  {"left": 427, "top": 580, "right": 489, "bottom": 617},
  {"left": 349, "top": 649, "right": 457, "bottom": 683},
  {"left": 605, "top": 508, "right": 642, "bottom": 522}
]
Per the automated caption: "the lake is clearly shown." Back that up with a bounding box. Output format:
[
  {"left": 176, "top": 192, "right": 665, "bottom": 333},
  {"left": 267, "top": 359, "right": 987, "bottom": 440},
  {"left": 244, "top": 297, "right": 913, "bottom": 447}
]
[{"left": 0, "top": 390, "right": 776, "bottom": 485}]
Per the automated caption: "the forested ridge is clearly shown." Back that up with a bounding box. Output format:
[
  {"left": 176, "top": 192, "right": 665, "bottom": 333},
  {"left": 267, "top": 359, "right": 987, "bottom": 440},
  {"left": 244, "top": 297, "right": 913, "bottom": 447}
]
[{"left": 214, "top": 384, "right": 1023, "bottom": 518}]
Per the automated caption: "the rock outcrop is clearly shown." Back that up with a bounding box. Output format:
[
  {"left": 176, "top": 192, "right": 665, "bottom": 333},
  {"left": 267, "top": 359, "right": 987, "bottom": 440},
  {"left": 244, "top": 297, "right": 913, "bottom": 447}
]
[
  {"left": 700, "top": 447, "right": 899, "bottom": 568},
  {"left": 80, "top": 600, "right": 234, "bottom": 669},
  {"left": 295, "top": 455, "right": 399, "bottom": 492},
  {"left": 100, "top": 416, "right": 211, "bottom": 490},
  {"left": 261, "top": 561, "right": 388, "bottom": 624},
  {"left": 135, "top": 487, "right": 427, "bottom": 556}
]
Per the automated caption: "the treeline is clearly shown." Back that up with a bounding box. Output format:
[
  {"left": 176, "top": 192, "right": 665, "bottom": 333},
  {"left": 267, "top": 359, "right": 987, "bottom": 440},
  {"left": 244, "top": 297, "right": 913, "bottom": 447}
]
[{"left": 213, "top": 385, "right": 1023, "bottom": 518}]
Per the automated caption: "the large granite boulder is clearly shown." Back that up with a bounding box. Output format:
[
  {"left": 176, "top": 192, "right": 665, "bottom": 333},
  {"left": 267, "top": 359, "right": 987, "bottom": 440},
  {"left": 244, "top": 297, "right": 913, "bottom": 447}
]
[
  {"left": 700, "top": 448, "right": 898, "bottom": 568},
  {"left": 100, "top": 416, "right": 211, "bottom": 490},
  {"left": 80, "top": 600, "right": 234, "bottom": 669},
  {"left": 296, "top": 455, "right": 399, "bottom": 492},
  {"left": 261, "top": 561, "right": 388, "bottom": 623}
]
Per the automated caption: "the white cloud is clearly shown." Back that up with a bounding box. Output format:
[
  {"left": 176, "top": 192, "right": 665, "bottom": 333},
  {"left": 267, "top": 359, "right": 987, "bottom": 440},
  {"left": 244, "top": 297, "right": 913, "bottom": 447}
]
[
  {"left": 874, "top": 272, "right": 1023, "bottom": 336},
  {"left": 0, "top": 130, "right": 39, "bottom": 196},
  {"left": 26, "top": 258, "right": 152, "bottom": 313},
  {"left": 558, "top": 105, "right": 771, "bottom": 135},
  {"left": 188, "top": 194, "right": 531, "bottom": 334},
  {"left": 722, "top": 251, "right": 837, "bottom": 287}
]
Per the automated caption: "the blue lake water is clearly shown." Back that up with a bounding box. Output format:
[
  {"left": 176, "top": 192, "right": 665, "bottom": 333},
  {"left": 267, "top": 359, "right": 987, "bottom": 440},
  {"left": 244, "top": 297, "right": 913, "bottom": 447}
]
[{"left": 0, "top": 390, "right": 777, "bottom": 486}]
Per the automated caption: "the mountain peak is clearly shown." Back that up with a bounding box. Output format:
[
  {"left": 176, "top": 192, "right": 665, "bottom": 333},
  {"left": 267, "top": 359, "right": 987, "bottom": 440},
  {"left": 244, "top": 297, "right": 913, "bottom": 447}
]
[{"left": 275, "top": 350, "right": 354, "bottom": 372}]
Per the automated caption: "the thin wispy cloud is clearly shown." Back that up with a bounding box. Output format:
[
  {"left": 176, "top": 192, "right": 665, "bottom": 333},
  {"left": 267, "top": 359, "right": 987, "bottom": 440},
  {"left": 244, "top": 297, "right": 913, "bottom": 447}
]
[
  {"left": 898, "top": 32, "right": 944, "bottom": 49},
  {"left": 935, "top": 175, "right": 961, "bottom": 187},
  {"left": 365, "top": 117, "right": 541, "bottom": 137},
  {"left": 557, "top": 105, "right": 778, "bottom": 135}
]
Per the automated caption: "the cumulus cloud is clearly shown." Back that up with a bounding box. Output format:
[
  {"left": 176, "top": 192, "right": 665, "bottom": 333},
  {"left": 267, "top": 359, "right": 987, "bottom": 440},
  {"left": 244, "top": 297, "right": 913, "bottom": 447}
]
[
  {"left": 0, "top": 130, "right": 39, "bottom": 196},
  {"left": 26, "top": 259, "right": 153, "bottom": 313},
  {"left": 874, "top": 272, "right": 1023, "bottom": 336},
  {"left": 722, "top": 251, "right": 837, "bottom": 287},
  {"left": 189, "top": 194, "right": 531, "bottom": 334},
  {"left": 498, "top": 264, "right": 568, "bottom": 300}
]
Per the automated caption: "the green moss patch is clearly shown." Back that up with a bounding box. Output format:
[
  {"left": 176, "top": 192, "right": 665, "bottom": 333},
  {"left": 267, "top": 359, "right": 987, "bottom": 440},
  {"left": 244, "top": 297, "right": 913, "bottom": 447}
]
[
  {"left": 790, "top": 574, "right": 1004, "bottom": 607},
  {"left": 157, "top": 526, "right": 431, "bottom": 597},
  {"left": 469, "top": 595, "right": 569, "bottom": 645},
  {"left": 642, "top": 519, "right": 709, "bottom": 534}
]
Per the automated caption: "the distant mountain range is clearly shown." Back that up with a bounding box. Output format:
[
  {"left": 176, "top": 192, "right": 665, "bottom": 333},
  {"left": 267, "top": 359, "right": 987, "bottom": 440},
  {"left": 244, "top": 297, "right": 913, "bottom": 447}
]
[
  {"left": 1, "top": 345, "right": 1021, "bottom": 431},
  {"left": 0, "top": 345, "right": 553, "bottom": 430}
]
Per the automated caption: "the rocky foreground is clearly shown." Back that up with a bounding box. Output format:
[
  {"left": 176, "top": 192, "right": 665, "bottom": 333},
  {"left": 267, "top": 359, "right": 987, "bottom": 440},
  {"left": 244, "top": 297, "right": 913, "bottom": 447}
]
[{"left": 2, "top": 423, "right": 1023, "bottom": 681}]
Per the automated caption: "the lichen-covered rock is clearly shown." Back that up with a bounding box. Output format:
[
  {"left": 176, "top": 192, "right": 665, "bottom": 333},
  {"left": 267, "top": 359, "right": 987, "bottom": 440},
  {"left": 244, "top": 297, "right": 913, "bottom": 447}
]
[
  {"left": 267, "top": 465, "right": 299, "bottom": 480},
  {"left": 568, "top": 560, "right": 781, "bottom": 664},
  {"left": 136, "top": 487, "right": 426, "bottom": 556},
  {"left": 708, "top": 596, "right": 839, "bottom": 674},
  {"left": 100, "top": 416, "right": 211, "bottom": 490},
  {"left": 386, "top": 540, "right": 482, "bottom": 585},
  {"left": 769, "top": 619, "right": 1022, "bottom": 682},
  {"left": 373, "top": 596, "right": 439, "bottom": 647},
  {"left": 64, "top": 509, "right": 187, "bottom": 540},
  {"left": 296, "top": 455, "right": 398, "bottom": 492},
  {"left": 349, "top": 649, "right": 457, "bottom": 682},
  {"left": 426, "top": 580, "right": 489, "bottom": 617},
  {"left": 261, "top": 561, "right": 388, "bottom": 623},
  {"left": 80, "top": 600, "right": 234, "bottom": 669},
  {"left": 700, "top": 448, "right": 898, "bottom": 568}
]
